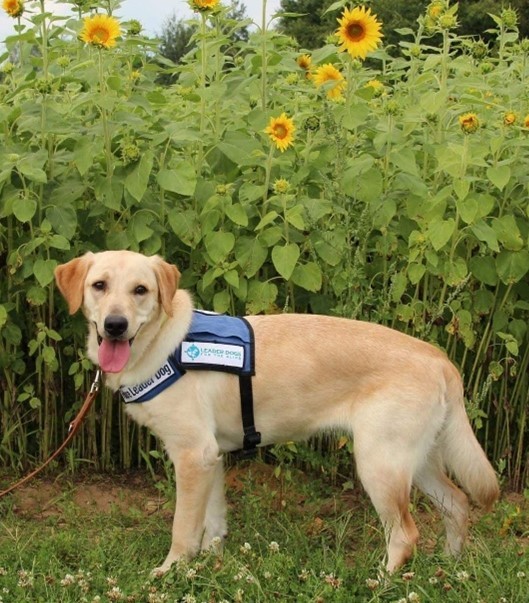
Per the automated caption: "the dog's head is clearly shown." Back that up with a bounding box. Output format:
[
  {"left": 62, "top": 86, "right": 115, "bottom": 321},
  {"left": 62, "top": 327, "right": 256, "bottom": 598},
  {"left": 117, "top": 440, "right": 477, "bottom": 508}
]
[{"left": 54, "top": 251, "right": 180, "bottom": 374}]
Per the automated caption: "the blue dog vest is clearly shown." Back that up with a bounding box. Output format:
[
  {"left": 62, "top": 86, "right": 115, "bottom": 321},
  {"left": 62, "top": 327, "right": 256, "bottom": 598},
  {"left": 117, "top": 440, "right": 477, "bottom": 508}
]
[{"left": 120, "top": 310, "right": 260, "bottom": 457}]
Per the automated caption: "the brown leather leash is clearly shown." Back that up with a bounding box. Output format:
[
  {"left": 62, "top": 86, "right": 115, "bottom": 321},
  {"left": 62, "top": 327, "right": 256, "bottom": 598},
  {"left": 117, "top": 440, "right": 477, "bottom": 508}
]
[{"left": 0, "top": 369, "right": 102, "bottom": 499}]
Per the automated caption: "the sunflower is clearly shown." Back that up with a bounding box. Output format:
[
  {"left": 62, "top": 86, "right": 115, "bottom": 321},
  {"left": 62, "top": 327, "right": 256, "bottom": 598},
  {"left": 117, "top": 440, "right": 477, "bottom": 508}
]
[
  {"left": 190, "top": 0, "right": 220, "bottom": 11},
  {"left": 524, "top": 115, "right": 529, "bottom": 128},
  {"left": 264, "top": 113, "right": 295, "bottom": 153},
  {"left": 336, "top": 6, "right": 383, "bottom": 60},
  {"left": 297, "top": 54, "right": 312, "bottom": 70},
  {"left": 459, "top": 112, "right": 480, "bottom": 134},
  {"left": 503, "top": 112, "right": 516, "bottom": 126},
  {"left": 2, "top": 0, "right": 23, "bottom": 18},
  {"left": 80, "top": 14, "right": 121, "bottom": 49},
  {"left": 312, "top": 63, "right": 346, "bottom": 101}
]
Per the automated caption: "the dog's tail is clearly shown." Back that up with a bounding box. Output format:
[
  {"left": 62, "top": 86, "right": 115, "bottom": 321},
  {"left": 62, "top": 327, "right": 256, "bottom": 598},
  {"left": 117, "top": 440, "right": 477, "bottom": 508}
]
[{"left": 440, "top": 365, "right": 500, "bottom": 510}]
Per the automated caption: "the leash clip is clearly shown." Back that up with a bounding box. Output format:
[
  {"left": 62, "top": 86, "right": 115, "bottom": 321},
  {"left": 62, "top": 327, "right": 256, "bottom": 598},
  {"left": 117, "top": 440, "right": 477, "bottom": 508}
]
[{"left": 90, "top": 369, "right": 102, "bottom": 394}]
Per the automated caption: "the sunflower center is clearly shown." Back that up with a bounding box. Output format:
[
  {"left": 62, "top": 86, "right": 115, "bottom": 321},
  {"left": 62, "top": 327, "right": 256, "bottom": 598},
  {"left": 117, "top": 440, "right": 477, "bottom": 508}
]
[
  {"left": 92, "top": 27, "right": 110, "bottom": 43},
  {"left": 346, "top": 22, "right": 366, "bottom": 42},
  {"left": 274, "top": 125, "right": 288, "bottom": 139}
]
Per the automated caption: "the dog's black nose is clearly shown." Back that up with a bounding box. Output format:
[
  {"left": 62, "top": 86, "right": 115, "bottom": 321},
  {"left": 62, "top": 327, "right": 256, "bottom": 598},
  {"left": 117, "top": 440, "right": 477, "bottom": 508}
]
[{"left": 104, "top": 315, "right": 128, "bottom": 338}]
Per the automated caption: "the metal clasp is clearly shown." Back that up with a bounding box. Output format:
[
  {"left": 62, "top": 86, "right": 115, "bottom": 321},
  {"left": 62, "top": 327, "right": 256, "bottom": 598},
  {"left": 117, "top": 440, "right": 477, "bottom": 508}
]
[{"left": 90, "top": 369, "right": 102, "bottom": 394}]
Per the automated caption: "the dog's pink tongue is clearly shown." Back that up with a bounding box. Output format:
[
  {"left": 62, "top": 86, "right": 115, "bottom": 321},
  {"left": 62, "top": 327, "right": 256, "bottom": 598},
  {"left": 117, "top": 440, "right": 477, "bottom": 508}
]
[{"left": 98, "top": 340, "right": 131, "bottom": 373}]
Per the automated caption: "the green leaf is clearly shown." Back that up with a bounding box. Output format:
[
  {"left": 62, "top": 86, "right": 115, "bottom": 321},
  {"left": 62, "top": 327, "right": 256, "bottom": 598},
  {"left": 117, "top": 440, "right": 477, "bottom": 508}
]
[
  {"left": 291, "top": 262, "right": 322, "bottom": 292},
  {"left": 167, "top": 208, "right": 200, "bottom": 247},
  {"left": 204, "top": 231, "right": 235, "bottom": 263},
  {"left": 285, "top": 205, "right": 305, "bottom": 230},
  {"left": 213, "top": 290, "right": 231, "bottom": 314},
  {"left": 17, "top": 162, "right": 47, "bottom": 184},
  {"left": 235, "top": 237, "right": 268, "bottom": 277},
  {"left": 217, "top": 131, "right": 262, "bottom": 166},
  {"left": 408, "top": 262, "right": 426, "bottom": 285},
  {"left": 0, "top": 305, "right": 7, "bottom": 329},
  {"left": 225, "top": 203, "right": 248, "bottom": 227},
  {"left": 496, "top": 250, "right": 529, "bottom": 284},
  {"left": 487, "top": 165, "right": 511, "bottom": 191},
  {"left": 13, "top": 197, "right": 37, "bottom": 222},
  {"left": 130, "top": 212, "right": 154, "bottom": 243},
  {"left": 427, "top": 218, "right": 455, "bottom": 251},
  {"left": 223, "top": 270, "right": 239, "bottom": 288},
  {"left": 457, "top": 195, "right": 478, "bottom": 224},
  {"left": 272, "top": 243, "right": 300, "bottom": 280},
  {"left": 470, "top": 221, "right": 499, "bottom": 252},
  {"left": 74, "top": 138, "right": 94, "bottom": 176},
  {"left": 469, "top": 256, "right": 498, "bottom": 286},
  {"left": 492, "top": 215, "right": 523, "bottom": 251},
  {"left": 33, "top": 259, "right": 57, "bottom": 287},
  {"left": 246, "top": 280, "right": 278, "bottom": 314},
  {"left": 157, "top": 162, "right": 197, "bottom": 196},
  {"left": 125, "top": 151, "right": 153, "bottom": 202},
  {"left": 256, "top": 211, "right": 279, "bottom": 230},
  {"left": 46, "top": 206, "right": 78, "bottom": 240}
]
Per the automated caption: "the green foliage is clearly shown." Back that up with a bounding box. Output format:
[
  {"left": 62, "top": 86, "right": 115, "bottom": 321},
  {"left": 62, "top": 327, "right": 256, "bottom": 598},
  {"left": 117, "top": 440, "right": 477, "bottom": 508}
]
[{"left": 0, "top": 0, "right": 528, "bottom": 488}]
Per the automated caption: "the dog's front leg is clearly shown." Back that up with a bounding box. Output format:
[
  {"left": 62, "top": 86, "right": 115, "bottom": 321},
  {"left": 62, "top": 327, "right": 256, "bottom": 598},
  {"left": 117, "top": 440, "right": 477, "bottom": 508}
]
[{"left": 153, "top": 442, "right": 221, "bottom": 575}]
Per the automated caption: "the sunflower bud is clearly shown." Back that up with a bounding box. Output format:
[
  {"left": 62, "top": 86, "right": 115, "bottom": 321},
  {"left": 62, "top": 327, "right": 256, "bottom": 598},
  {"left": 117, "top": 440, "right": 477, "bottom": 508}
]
[
  {"left": 459, "top": 112, "right": 480, "bottom": 134},
  {"left": 501, "top": 7, "right": 518, "bottom": 29},
  {"left": 438, "top": 13, "right": 458, "bottom": 30},
  {"left": 304, "top": 116, "right": 320, "bottom": 131},
  {"left": 127, "top": 19, "right": 142, "bottom": 36},
  {"left": 471, "top": 40, "right": 488, "bottom": 60},
  {"left": 273, "top": 179, "right": 290, "bottom": 195},
  {"left": 120, "top": 141, "right": 141, "bottom": 165},
  {"left": 503, "top": 112, "right": 516, "bottom": 126}
]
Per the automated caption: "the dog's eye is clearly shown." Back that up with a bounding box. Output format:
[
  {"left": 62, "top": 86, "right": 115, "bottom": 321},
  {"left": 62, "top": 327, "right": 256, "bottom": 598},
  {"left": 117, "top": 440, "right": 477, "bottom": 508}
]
[
  {"left": 92, "top": 281, "right": 106, "bottom": 292},
  {"left": 134, "top": 285, "right": 148, "bottom": 296}
]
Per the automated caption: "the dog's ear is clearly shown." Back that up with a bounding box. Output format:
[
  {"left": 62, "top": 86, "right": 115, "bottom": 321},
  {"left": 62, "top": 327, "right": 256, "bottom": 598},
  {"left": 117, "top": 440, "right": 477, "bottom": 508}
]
[
  {"left": 54, "top": 253, "right": 94, "bottom": 315},
  {"left": 152, "top": 258, "right": 180, "bottom": 317}
]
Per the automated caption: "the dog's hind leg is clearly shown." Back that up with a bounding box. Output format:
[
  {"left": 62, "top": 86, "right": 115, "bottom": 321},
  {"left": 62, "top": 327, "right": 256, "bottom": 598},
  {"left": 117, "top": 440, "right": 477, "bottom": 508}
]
[
  {"left": 201, "top": 455, "right": 228, "bottom": 551},
  {"left": 353, "top": 434, "right": 419, "bottom": 572},
  {"left": 414, "top": 455, "right": 469, "bottom": 556}
]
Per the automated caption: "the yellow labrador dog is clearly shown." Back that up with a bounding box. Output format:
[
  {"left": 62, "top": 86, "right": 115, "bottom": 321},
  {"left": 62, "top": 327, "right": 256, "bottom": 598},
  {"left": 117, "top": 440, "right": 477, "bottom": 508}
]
[{"left": 54, "top": 250, "right": 499, "bottom": 574}]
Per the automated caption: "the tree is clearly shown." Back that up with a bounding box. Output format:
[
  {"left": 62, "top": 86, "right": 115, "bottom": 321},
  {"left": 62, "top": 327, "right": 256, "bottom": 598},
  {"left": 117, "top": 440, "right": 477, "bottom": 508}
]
[
  {"left": 277, "top": 0, "right": 336, "bottom": 49},
  {"left": 157, "top": 0, "right": 249, "bottom": 83},
  {"left": 277, "top": 0, "right": 529, "bottom": 53}
]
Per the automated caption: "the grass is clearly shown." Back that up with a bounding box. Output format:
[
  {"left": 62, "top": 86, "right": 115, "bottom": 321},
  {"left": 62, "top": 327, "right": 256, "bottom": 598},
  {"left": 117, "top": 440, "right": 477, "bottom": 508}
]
[{"left": 0, "top": 462, "right": 527, "bottom": 602}]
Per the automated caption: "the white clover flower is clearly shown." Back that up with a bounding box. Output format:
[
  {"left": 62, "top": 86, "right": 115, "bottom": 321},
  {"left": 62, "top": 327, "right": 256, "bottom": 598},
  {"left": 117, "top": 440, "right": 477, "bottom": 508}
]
[
  {"left": 365, "top": 578, "right": 380, "bottom": 590},
  {"left": 0, "top": 568, "right": 6, "bottom": 576},
  {"left": 517, "top": 571, "right": 526, "bottom": 578},
  {"left": 185, "top": 568, "right": 197, "bottom": 580},
  {"left": 456, "top": 570, "right": 470, "bottom": 582},
  {"left": 61, "top": 574, "right": 76, "bottom": 587},
  {"left": 106, "top": 586, "right": 124, "bottom": 602},
  {"left": 240, "top": 542, "right": 252, "bottom": 554},
  {"left": 298, "top": 568, "right": 310, "bottom": 582},
  {"left": 181, "top": 595, "right": 196, "bottom": 603},
  {"left": 268, "top": 541, "right": 280, "bottom": 553},
  {"left": 263, "top": 571, "right": 272, "bottom": 580},
  {"left": 408, "top": 592, "right": 420, "bottom": 603},
  {"left": 428, "top": 576, "right": 438, "bottom": 584},
  {"left": 402, "top": 571, "right": 415, "bottom": 581}
]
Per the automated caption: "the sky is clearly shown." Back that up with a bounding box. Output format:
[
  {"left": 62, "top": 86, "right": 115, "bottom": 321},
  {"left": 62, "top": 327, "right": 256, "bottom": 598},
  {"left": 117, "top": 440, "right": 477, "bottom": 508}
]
[{"left": 0, "top": 0, "right": 283, "bottom": 48}]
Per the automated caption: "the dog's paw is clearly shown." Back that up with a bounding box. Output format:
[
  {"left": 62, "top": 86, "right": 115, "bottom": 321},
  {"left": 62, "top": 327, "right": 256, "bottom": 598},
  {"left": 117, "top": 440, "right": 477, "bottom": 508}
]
[{"left": 151, "top": 566, "right": 169, "bottom": 579}]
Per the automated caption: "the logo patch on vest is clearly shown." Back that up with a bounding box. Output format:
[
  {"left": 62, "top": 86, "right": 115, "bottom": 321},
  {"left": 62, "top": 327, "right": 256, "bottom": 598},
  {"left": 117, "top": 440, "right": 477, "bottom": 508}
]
[
  {"left": 120, "top": 360, "right": 177, "bottom": 403},
  {"left": 181, "top": 341, "right": 245, "bottom": 369}
]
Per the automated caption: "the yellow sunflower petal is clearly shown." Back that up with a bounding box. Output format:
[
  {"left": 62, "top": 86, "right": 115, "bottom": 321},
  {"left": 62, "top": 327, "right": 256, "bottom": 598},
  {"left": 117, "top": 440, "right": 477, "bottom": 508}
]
[
  {"left": 3, "top": 0, "right": 23, "bottom": 18},
  {"left": 336, "top": 6, "right": 383, "bottom": 60},
  {"left": 313, "top": 64, "right": 346, "bottom": 101},
  {"left": 264, "top": 113, "right": 295, "bottom": 152},
  {"left": 80, "top": 14, "right": 121, "bottom": 49}
]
